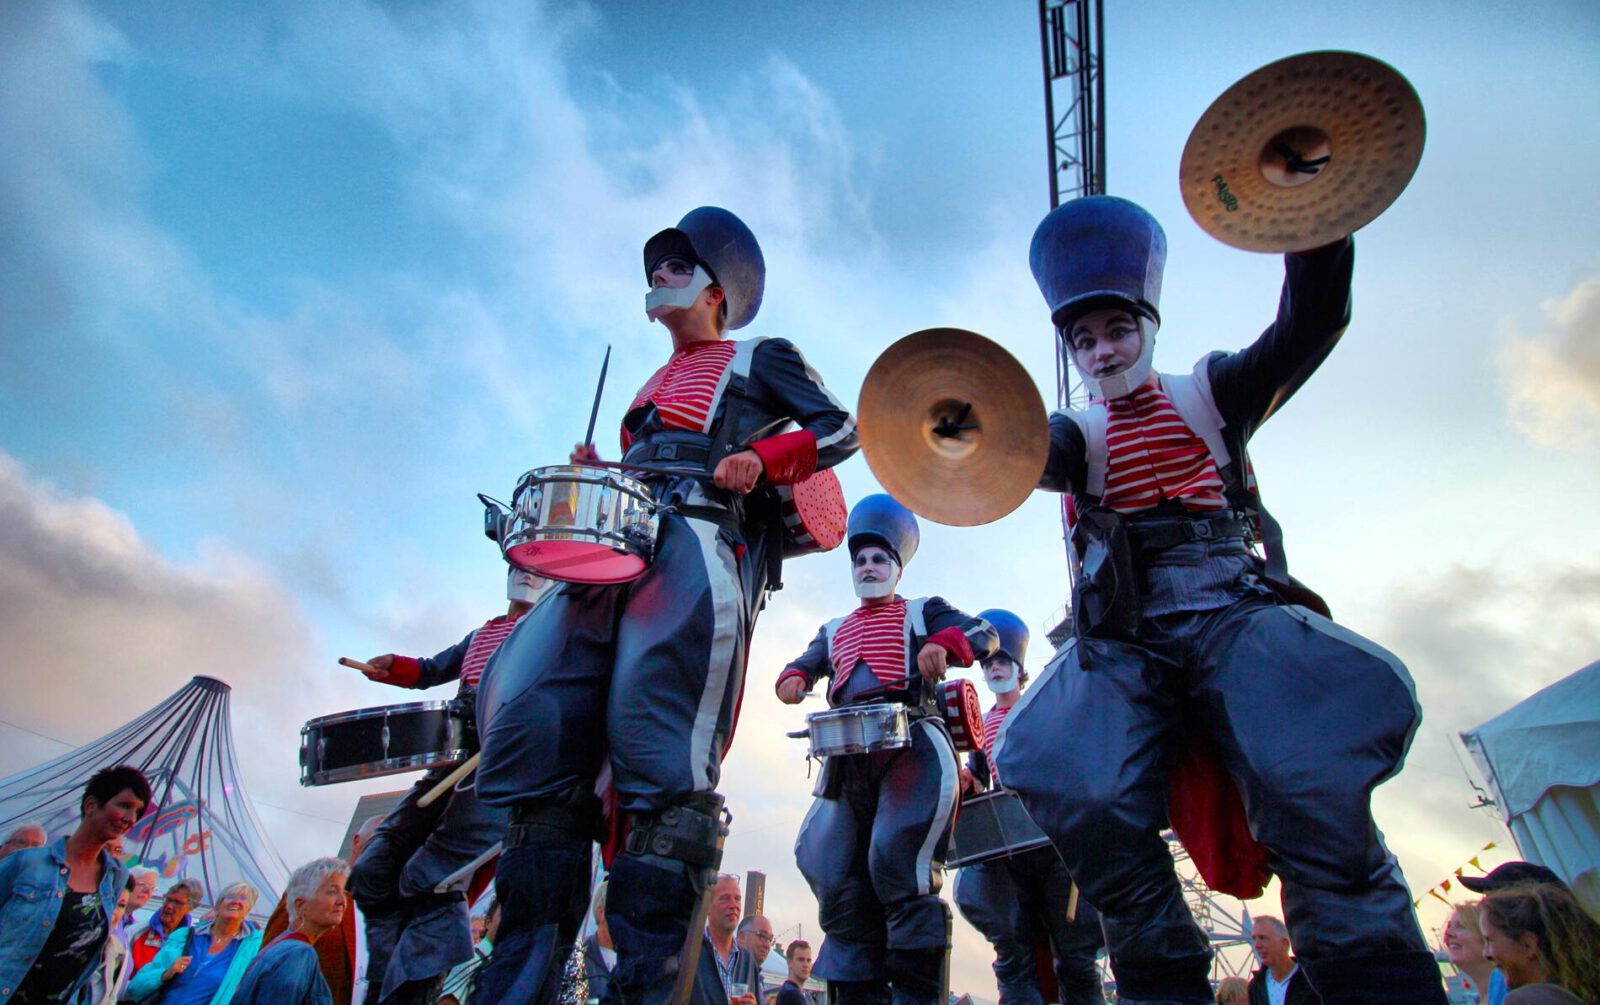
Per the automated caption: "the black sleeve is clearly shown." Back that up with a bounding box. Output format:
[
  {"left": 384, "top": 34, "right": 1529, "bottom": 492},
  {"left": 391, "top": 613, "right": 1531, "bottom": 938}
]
[
  {"left": 777, "top": 984, "right": 806, "bottom": 1005},
  {"left": 919, "top": 597, "right": 1000, "bottom": 665},
  {"left": 1207, "top": 237, "right": 1355, "bottom": 436},
  {"left": 1039, "top": 410, "right": 1087, "bottom": 494},
  {"left": 415, "top": 630, "right": 475, "bottom": 689},
  {"left": 778, "top": 624, "right": 833, "bottom": 692},
  {"left": 750, "top": 338, "right": 860, "bottom": 472}
]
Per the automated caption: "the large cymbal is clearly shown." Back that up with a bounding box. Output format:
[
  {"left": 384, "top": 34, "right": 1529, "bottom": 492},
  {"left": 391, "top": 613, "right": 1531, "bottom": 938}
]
[
  {"left": 1180, "top": 51, "right": 1425, "bottom": 253},
  {"left": 858, "top": 328, "right": 1048, "bottom": 527}
]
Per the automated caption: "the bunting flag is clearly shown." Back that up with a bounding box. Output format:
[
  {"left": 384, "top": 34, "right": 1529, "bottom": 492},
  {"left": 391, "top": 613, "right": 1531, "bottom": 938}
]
[{"left": 1413, "top": 841, "right": 1499, "bottom": 907}]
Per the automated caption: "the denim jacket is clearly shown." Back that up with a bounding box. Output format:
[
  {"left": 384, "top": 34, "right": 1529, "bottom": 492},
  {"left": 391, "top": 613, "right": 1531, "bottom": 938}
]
[{"left": 0, "top": 836, "right": 128, "bottom": 1004}]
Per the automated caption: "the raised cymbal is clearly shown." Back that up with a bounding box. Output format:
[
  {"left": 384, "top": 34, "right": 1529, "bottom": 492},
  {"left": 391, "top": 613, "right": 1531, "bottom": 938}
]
[
  {"left": 1180, "top": 51, "right": 1424, "bottom": 253},
  {"left": 858, "top": 328, "right": 1048, "bottom": 527}
]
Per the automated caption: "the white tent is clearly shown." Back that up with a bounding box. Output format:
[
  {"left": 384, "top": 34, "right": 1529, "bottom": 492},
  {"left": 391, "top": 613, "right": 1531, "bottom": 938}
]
[{"left": 1460, "top": 660, "right": 1600, "bottom": 916}]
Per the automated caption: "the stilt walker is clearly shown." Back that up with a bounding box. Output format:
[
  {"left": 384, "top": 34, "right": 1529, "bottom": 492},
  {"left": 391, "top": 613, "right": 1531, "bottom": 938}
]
[{"left": 780, "top": 494, "right": 997, "bottom": 1005}]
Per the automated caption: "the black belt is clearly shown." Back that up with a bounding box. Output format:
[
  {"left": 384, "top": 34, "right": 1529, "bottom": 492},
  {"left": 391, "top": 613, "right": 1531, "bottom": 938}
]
[
  {"left": 1124, "top": 514, "right": 1249, "bottom": 552},
  {"left": 624, "top": 440, "right": 712, "bottom": 468}
]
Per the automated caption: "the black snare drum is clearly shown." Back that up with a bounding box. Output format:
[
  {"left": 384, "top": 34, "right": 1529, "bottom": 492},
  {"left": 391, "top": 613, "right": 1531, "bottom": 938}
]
[
  {"left": 947, "top": 788, "right": 1054, "bottom": 868},
  {"left": 300, "top": 702, "right": 472, "bottom": 787}
]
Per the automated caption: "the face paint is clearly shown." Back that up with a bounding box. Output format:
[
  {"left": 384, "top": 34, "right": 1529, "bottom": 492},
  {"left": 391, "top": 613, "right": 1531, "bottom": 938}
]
[
  {"left": 851, "top": 546, "right": 901, "bottom": 600},
  {"left": 1069, "top": 314, "right": 1157, "bottom": 400},
  {"left": 983, "top": 657, "right": 1020, "bottom": 695},
  {"left": 645, "top": 263, "right": 715, "bottom": 321},
  {"left": 507, "top": 567, "right": 555, "bottom": 605}
]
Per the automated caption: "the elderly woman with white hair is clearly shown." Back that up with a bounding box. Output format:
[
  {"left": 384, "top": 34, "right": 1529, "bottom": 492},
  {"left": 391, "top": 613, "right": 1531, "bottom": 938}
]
[
  {"left": 231, "top": 857, "right": 348, "bottom": 1005},
  {"left": 126, "top": 880, "right": 264, "bottom": 1005}
]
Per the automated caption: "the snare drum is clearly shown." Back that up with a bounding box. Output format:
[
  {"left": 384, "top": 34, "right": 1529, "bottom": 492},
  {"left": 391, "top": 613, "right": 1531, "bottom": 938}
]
[
  {"left": 300, "top": 702, "right": 471, "bottom": 787},
  {"left": 503, "top": 465, "right": 658, "bottom": 584},
  {"left": 947, "top": 788, "right": 1054, "bottom": 868},
  {"left": 939, "top": 678, "right": 983, "bottom": 753},
  {"left": 777, "top": 469, "right": 847, "bottom": 558},
  {"left": 804, "top": 703, "right": 911, "bottom": 758}
]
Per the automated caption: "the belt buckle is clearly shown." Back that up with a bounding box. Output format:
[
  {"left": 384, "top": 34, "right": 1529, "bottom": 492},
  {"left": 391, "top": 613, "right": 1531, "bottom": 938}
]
[
  {"left": 657, "top": 444, "right": 679, "bottom": 460},
  {"left": 1189, "top": 521, "right": 1214, "bottom": 541}
]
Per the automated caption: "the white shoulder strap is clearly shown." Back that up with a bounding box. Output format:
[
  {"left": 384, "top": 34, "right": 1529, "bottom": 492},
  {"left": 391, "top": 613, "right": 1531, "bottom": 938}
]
[
  {"left": 906, "top": 597, "right": 929, "bottom": 638},
  {"left": 1055, "top": 406, "right": 1109, "bottom": 498},
  {"left": 1161, "top": 360, "right": 1231, "bottom": 469},
  {"left": 700, "top": 336, "right": 767, "bottom": 433},
  {"left": 822, "top": 615, "right": 847, "bottom": 657}
]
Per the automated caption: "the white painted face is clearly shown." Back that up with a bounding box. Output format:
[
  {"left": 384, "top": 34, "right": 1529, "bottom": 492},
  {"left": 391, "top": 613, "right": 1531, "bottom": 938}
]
[
  {"left": 645, "top": 257, "right": 715, "bottom": 321},
  {"left": 852, "top": 545, "right": 901, "bottom": 600},
  {"left": 507, "top": 567, "right": 555, "bottom": 606},
  {"left": 982, "top": 655, "right": 1020, "bottom": 695}
]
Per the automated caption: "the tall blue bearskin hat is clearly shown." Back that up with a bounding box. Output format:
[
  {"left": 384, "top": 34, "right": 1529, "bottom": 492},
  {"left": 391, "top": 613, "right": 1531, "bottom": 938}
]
[
  {"left": 846, "top": 494, "right": 920, "bottom": 567},
  {"left": 977, "top": 608, "right": 1029, "bottom": 667},
  {"left": 1029, "top": 196, "right": 1167, "bottom": 399},
  {"left": 643, "top": 207, "right": 766, "bottom": 330}
]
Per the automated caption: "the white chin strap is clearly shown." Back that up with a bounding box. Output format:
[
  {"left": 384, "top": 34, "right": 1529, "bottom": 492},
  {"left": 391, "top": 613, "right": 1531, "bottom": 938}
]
[
  {"left": 645, "top": 265, "right": 715, "bottom": 321},
  {"left": 507, "top": 567, "right": 554, "bottom": 606},
  {"left": 853, "top": 567, "right": 901, "bottom": 600},
  {"left": 984, "top": 660, "right": 1020, "bottom": 695},
  {"left": 1074, "top": 317, "right": 1157, "bottom": 400}
]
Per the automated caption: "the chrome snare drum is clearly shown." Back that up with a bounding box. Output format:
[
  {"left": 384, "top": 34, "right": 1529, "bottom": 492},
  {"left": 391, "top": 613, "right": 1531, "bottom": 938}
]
[
  {"left": 300, "top": 702, "right": 471, "bottom": 787},
  {"left": 804, "top": 703, "right": 911, "bottom": 758},
  {"left": 503, "top": 465, "right": 658, "bottom": 584}
]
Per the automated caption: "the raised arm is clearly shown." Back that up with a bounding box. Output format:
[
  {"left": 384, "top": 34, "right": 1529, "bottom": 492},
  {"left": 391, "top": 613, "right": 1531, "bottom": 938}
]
[
  {"left": 372, "top": 628, "right": 475, "bottom": 690},
  {"left": 1207, "top": 236, "right": 1355, "bottom": 435}
]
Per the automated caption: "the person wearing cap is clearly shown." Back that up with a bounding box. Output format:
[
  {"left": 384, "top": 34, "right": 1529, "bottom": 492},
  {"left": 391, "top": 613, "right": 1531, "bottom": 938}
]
[
  {"left": 473, "top": 207, "right": 858, "bottom": 1005},
  {"left": 343, "top": 562, "right": 556, "bottom": 1005},
  {"left": 994, "top": 195, "right": 1440, "bottom": 1005},
  {"left": 954, "top": 608, "right": 1105, "bottom": 1005},
  {"left": 778, "top": 494, "right": 996, "bottom": 1005}
]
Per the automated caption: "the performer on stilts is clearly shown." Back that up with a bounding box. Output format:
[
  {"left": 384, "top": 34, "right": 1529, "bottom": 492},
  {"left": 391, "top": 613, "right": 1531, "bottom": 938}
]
[
  {"left": 472, "top": 206, "right": 858, "bottom": 1005},
  {"left": 778, "top": 494, "right": 997, "bottom": 1005},
  {"left": 346, "top": 563, "right": 556, "bottom": 1005},
  {"left": 994, "top": 195, "right": 1445, "bottom": 1005},
  {"left": 953, "top": 609, "right": 1104, "bottom": 1005}
]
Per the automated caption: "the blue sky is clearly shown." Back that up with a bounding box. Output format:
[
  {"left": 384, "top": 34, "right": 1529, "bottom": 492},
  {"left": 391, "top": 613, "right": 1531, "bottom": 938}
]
[{"left": 3, "top": 0, "right": 1598, "bottom": 991}]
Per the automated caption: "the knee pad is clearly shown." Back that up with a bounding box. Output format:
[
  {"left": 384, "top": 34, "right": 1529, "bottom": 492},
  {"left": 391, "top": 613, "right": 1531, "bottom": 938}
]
[{"left": 623, "top": 792, "right": 728, "bottom": 878}]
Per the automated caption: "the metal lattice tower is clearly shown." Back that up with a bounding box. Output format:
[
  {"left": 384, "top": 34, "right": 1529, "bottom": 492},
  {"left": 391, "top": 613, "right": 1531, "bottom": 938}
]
[{"left": 1039, "top": 0, "right": 1106, "bottom": 208}]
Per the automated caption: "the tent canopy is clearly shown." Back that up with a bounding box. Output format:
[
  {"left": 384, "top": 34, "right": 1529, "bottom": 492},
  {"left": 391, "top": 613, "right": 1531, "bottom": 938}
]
[{"left": 1461, "top": 660, "right": 1600, "bottom": 916}]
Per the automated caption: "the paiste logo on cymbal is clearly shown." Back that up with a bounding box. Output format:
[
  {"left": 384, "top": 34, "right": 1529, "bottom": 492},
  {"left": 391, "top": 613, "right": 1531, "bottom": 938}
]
[{"left": 1211, "top": 175, "right": 1240, "bottom": 212}]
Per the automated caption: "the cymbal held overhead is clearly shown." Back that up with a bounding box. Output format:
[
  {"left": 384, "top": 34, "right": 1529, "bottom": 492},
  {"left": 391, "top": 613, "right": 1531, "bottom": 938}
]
[
  {"left": 1179, "top": 50, "right": 1425, "bottom": 253},
  {"left": 857, "top": 328, "right": 1048, "bottom": 528}
]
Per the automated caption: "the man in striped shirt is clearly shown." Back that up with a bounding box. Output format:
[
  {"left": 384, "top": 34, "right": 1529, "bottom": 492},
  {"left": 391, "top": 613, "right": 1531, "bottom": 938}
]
[
  {"left": 954, "top": 609, "right": 1104, "bottom": 1005},
  {"left": 345, "top": 566, "right": 554, "bottom": 1005},
  {"left": 995, "top": 196, "right": 1441, "bottom": 1005},
  {"left": 474, "top": 207, "right": 858, "bottom": 1005},
  {"left": 779, "top": 495, "right": 996, "bottom": 1005}
]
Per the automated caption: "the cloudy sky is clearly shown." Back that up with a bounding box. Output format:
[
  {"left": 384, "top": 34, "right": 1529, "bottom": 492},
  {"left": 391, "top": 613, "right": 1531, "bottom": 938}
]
[{"left": 3, "top": 0, "right": 1597, "bottom": 993}]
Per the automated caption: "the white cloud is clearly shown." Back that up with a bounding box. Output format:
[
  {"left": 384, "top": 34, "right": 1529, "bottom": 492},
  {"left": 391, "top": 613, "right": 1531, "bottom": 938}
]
[{"left": 1499, "top": 273, "right": 1600, "bottom": 448}]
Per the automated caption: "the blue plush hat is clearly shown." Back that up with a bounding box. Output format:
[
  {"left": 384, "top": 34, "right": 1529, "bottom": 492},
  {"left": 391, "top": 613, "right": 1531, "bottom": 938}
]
[
  {"left": 977, "top": 609, "right": 1029, "bottom": 667},
  {"left": 1028, "top": 196, "right": 1166, "bottom": 329},
  {"left": 643, "top": 207, "right": 766, "bottom": 330},
  {"left": 846, "top": 494, "right": 920, "bottom": 567}
]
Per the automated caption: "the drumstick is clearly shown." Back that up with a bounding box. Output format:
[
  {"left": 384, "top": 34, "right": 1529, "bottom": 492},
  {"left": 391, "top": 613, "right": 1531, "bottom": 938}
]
[
  {"left": 339, "top": 657, "right": 380, "bottom": 675},
  {"left": 583, "top": 345, "right": 611, "bottom": 449},
  {"left": 417, "top": 753, "right": 480, "bottom": 809},
  {"left": 1065, "top": 881, "right": 1080, "bottom": 923}
]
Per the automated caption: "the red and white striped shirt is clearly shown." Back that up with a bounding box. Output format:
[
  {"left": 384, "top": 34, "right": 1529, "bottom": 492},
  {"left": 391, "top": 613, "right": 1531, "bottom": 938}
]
[
  {"left": 622, "top": 339, "right": 737, "bottom": 451},
  {"left": 459, "top": 613, "right": 526, "bottom": 688},
  {"left": 981, "top": 705, "right": 1012, "bottom": 786},
  {"left": 829, "top": 600, "right": 908, "bottom": 696},
  {"left": 1101, "top": 383, "right": 1227, "bottom": 513}
]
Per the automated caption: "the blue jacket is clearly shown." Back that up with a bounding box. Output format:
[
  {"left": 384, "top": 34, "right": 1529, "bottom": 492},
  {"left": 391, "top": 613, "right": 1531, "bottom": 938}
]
[
  {"left": 0, "top": 837, "right": 128, "bottom": 1004},
  {"left": 125, "top": 921, "right": 264, "bottom": 1004},
  {"left": 228, "top": 936, "right": 332, "bottom": 1005}
]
